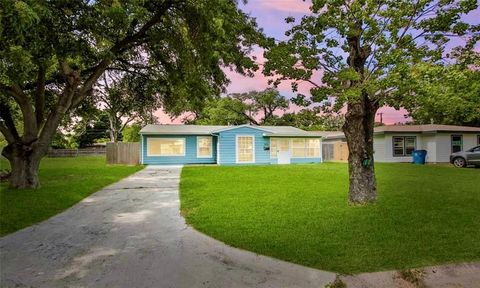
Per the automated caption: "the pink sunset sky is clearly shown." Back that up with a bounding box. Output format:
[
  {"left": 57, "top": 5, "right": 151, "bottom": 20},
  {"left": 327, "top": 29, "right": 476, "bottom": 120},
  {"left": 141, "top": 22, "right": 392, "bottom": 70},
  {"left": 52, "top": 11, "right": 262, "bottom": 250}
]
[{"left": 158, "top": 0, "right": 480, "bottom": 125}]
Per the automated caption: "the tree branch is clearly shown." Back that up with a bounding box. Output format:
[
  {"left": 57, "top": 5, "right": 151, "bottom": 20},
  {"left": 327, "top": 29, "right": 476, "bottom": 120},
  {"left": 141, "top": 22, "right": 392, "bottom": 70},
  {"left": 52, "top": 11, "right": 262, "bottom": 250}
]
[
  {"left": 106, "top": 67, "right": 149, "bottom": 77},
  {"left": 0, "top": 83, "right": 38, "bottom": 141},
  {"left": 120, "top": 116, "right": 135, "bottom": 132},
  {"left": 75, "top": 0, "right": 175, "bottom": 105},
  {"left": 35, "top": 65, "right": 46, "bottom": 126},
  {"left": 0, "top": 121, "right": 15, "bottom": 144},
  {"left": 36, "top": 61, "right": 80, "bottom": 155},
  {"left": 306, "top": 79, "right": 322, "bottom": 88},
  {"left": 396, "top": 0, "right": 420, "bottom": 45},
  {"left": 0, "top": 102, "right": 19, "bottom": 143}
]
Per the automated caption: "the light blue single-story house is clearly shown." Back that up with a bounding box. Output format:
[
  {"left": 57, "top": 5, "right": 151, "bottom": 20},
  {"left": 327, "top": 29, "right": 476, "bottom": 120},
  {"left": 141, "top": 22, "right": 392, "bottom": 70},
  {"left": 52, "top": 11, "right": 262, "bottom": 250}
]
[{"left": 139, "top": 124, "right": 323, "bottom": 165}]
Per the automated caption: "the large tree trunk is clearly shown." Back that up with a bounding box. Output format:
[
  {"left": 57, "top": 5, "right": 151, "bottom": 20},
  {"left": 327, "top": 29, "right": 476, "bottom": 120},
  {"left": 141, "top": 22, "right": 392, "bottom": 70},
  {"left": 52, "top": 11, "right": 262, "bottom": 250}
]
[
  {"left": 343, "top": 94, "right": 379, "bottom": 204},
  {"left": 342, "top": 22, "right": 379, "bottom": 204},
  {"left": 107, "top": 113, "right": 122, "bottom": 142},
  {"left": 109, "top": 129, "right": 119, "bottom": 143},
  {"left": 2, "top": 143, "right": 45, "bottom": 189},
  {"left": 0, "top": 0, "right": 175, "bottom": 190},
  {"left": 0, "top": 68, "right": 77, "bottom": 189}
]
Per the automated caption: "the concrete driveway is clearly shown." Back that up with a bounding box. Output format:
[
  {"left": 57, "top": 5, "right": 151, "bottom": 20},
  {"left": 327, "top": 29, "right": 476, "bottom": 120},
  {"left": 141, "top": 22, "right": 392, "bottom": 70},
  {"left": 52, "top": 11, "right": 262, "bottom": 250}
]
[{"left": 0, "top": 166, "right": 335, "bottom": 288}]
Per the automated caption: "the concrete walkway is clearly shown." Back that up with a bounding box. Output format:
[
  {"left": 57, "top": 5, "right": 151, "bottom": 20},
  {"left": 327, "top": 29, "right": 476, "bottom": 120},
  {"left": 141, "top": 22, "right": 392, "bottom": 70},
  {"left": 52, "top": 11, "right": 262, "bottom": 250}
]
[
  {"left": 340, "top": 262, "right": 480, "bottom": 288},
  {"left": 0, "top": 166, "right": 335, "bottom": 288}
]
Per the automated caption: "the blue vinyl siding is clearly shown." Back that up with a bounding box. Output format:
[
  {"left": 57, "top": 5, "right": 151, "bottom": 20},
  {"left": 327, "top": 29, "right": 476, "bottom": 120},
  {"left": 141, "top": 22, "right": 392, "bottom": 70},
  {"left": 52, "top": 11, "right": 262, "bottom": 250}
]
[
  {"left": 142, "top": 135, "right": 217, "bottom": 165},
  {"left": 217, "top": 127, "right": 270, "bottom": 165},
  {"left": 140, "top": 126, "right": 322, "bottom": 165}
]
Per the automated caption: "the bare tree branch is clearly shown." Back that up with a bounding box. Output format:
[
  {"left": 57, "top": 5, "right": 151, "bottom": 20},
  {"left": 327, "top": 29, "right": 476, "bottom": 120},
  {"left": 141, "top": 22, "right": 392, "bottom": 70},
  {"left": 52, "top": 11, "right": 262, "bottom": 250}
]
[
  {"left": 396, "top": 0, "right": 420, "bottom": 44},
  {"left": 0, "top": 83, "right": 38, "bottom": 140},
  {"left": 0, "top": 102, "right": 19, "bottom": 143}
]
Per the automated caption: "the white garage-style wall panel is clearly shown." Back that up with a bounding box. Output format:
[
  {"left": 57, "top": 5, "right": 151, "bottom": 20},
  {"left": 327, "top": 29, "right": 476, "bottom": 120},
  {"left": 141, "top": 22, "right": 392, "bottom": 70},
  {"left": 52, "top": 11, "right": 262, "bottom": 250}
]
[{"left": 373, "top": 135, "right": 386, "bottom": 162}]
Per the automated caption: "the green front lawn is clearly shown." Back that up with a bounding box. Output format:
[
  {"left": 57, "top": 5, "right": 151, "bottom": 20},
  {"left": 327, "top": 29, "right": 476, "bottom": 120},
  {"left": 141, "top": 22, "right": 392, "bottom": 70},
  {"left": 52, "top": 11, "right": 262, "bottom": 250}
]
[
  {"left": 0, "top": 156, "right": 143, "bottom": 236},
  {"left": 180, "top": 163, "right": 480, "bottom": 274}
]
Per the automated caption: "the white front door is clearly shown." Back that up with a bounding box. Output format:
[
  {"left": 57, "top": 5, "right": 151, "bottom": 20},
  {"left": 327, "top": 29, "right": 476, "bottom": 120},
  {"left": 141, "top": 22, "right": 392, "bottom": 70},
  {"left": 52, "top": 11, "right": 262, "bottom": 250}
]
[
  {"left": 277, "top": 139, "right": 291, "bottom": 164},
  {"left": 236, "top": 135, "right": 255, "bottom": 163},
  {"left": 277, "top": 151, "right": 291, "bottom": 164}
]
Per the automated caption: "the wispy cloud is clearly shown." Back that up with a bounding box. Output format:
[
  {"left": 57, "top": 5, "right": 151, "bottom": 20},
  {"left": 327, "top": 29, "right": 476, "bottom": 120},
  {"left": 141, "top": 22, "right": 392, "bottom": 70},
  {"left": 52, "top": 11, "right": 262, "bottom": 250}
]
[
  {"left": 224, "top": 47, "right": 318, "bottom": 96},
  {"left": 253, "top": 0, "right": 311, "bottom": 14}
]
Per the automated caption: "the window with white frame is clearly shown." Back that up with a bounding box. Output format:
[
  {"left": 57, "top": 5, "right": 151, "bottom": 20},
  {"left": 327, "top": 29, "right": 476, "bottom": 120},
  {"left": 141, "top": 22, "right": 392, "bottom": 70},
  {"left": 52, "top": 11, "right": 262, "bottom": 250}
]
[
  {"left": 270, "top": 138, "right": 289, "bottom": 158},
  {"left": 306, "top": 139, "right": 321, "bottom": 157},
  {"left": 237, "top": 136, "right": 254, "bottom": 163},
  {"left": 270, "top": 138, "right": 321, "bottom": 159},
  {"left": 270, "top": 138, "right": 277, "bottom": 158},
  {"left": 147, "top": 138, "right": 185, "bottom": 156},
  {"left": 197, "top": 136, "right": 212, "bottom": 158},
  {"left": 292, "top": 139, "right": 306, "bottom": 157},
  {"left": 392, "top": 136, "right": 416, "bottom": 156}
]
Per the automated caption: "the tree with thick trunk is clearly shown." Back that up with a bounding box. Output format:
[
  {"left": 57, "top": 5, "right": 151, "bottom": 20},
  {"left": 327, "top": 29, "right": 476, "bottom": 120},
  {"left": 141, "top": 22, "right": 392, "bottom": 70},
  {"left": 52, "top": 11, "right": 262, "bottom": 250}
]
[
  {"left": 343, "top": 94, "right": 379, "bottom": 203},
  {"left": 264, "top": 0, "right": 479, "bottom": 204},
  {"left": 94, "top": 74, "right": 161, "bottom": 143},
  {"left": 0, "top": 0, "right": 264, "bottom": 188},
  {"left": 193, "top": 89, "right": 289, "bottom": 125}
]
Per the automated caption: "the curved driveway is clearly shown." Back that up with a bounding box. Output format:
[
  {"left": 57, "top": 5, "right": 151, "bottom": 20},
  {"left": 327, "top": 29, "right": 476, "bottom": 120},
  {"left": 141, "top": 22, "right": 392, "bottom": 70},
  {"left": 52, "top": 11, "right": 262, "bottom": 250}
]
[{"left": 0, "top": 166, "right": 335, "bottom": 288}]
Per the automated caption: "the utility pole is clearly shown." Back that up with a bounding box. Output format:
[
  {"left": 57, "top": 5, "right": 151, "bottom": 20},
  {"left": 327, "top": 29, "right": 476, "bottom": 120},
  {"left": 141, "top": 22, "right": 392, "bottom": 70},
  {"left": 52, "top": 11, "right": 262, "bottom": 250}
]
[{"left": 377, "top": 112, "right": 384, "bottom": 125}]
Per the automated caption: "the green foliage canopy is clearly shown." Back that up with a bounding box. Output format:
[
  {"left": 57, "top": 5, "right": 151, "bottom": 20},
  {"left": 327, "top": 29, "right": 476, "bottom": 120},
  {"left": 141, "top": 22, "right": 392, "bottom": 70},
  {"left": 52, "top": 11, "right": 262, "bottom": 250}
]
[
  {"left": 0, "top": 0, "right": 265, "bottom": 188},
  {"left": 401, "top": 53, "right": 480, "bottom": 126},
  {"left": 0, "top": 0, "right": 264, "bottom": 151},
  {"left": 94, "top": 73, "right": 161, "bottom": 142},
  {"left": 122, "top": 123, "right": 142, "bottom": 143},
  {"left": 277, "top": 109, "right": 345, "bottom": 131},
  {"left": 193, "top": 97, "right": 253, "bottom": 125},
  {"left": 192, "top": 88, "right": 289, "bottom": 125},
  {"left": 263, "top": 0, "right": 479, "bottom": 203},
  {"left": 263, "top": 0, "right": 479, "bottom": 110}
]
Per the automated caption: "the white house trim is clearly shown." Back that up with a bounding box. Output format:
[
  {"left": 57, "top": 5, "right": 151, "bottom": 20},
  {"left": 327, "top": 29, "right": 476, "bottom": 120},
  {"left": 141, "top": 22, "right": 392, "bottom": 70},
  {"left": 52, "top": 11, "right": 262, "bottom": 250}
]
[
  {"left": 212, "top": 124, "right": 274, "bottom": 134},
  {"left": 236, "top": 135, "right": 255, "bottom": 164},
  {"left": 216, "top": 137, "right": 221, "bottom": 164}
]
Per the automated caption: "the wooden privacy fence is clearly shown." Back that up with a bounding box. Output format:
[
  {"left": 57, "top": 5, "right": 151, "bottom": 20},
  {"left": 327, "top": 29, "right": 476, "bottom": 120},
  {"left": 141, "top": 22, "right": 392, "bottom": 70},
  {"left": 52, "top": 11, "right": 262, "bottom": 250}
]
[
  {"left": 106, "top": 142, "right": 140, "bottom": 165},
  {"left": 322, "top": 143, "right": 334, "bottom": 161},
  {"left": 322, "top": 142, "right": 349, "bottom": 162},
  {"left": 334, "top": 142, "right": 349, "bottom": 161},
  {"left": 47, "top": 148, "right": 106, "bottom": 158}
]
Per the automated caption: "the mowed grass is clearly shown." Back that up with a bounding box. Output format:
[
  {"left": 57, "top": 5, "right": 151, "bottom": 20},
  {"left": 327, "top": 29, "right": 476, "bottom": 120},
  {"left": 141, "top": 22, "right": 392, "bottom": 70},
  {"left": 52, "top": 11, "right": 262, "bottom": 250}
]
[
  {"left": 0, "top": 156, "right": 143, "bottom": 236},
  {"left": 180, "top": 163, "right": 480, "bottom": 274}
]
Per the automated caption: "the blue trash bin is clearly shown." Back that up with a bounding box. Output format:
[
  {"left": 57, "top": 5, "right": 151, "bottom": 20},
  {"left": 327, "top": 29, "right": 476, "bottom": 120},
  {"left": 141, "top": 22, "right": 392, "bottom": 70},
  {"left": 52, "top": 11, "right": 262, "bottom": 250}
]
[{"left": 412, "top": 150, "right": 427, "bottom": 165}]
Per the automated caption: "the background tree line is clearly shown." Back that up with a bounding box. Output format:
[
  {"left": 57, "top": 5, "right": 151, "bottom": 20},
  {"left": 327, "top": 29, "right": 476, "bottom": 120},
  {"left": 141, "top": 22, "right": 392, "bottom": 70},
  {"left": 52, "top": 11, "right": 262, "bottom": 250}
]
[
  {"left": 46, "top": 86, "right": 346, "bottom": 149},
  {"left": 187, "top": 88, "right": 346, "bottom": 130},
  {"left": 0, "top": 0, "right": 264, "bottom": 188}
]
